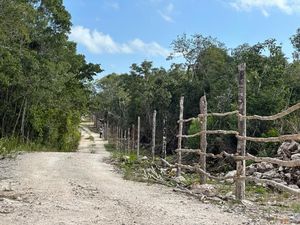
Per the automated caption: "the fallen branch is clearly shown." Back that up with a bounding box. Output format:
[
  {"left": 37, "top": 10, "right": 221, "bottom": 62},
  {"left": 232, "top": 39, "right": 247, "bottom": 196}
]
[
  {"left": 160, "top": 158, "right": 173, "bottom": 168},
  {"left": 247, "top": 176, "right": 300, "bottom": 197},
  {"left": 176, "top": 163, "right": 242, "bottom": 181}
]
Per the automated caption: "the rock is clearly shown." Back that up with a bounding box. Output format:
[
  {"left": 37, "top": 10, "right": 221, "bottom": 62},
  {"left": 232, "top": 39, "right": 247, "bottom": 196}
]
[
  {"left": 284, "top": 173, "right": 292, "bottom": 181},
  {"left": 141, "top": 156, "right": 148, "bottom": 160},
  {"left": 246, "top": 164, "right": 257, "bottom": 175},
  {"left": 241, "top": 199, "right": 255, "bottom": 208},
  {"left": 297, "top": 180, "right": 300, "bottom": 187},
  {"left": 288, "top": 141, "right": 299, "bottom": 152},
  {"left": 2, "top": 182, "right": 12, "bottom": 192},
  {"left": 190, "top": 183, "right": 216, "bottom": 196},
  {"left": 278, "top": 142, "right": 292, "bottom": 159},
  {"left": 291, "top": 153, "right": 300, "bottom": 161},
  {"left": 174, "top": 175, "right": 186, "bottom": 184},
  {"left": 256, "top": 162, "right": 273, "bottom": 172},
  {"left": 253, "top": 172, "right": 262, "bottom": 179},
  {"left": 225, "top": 191, "right": 235, "bottom": 199},
  {"left": 225, "top": 170, "right": 236, "bottom": 183},
  {"left": 225, "top": 170, "right": 236, "bottom": 177},
  {"left": 291, "top": 214, "right": 300, "bottom": 224},
  {"left": 122, "top": 156, "right": 130, "bottom": 161},
  {"left": 262, "top": 170, "right": 278, "bottom": 179}
]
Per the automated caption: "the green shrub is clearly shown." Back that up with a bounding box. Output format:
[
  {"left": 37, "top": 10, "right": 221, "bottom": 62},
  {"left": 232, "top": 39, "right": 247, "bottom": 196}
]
[{"left": 187, "top": 119, "right": 200, "bottom": 149}]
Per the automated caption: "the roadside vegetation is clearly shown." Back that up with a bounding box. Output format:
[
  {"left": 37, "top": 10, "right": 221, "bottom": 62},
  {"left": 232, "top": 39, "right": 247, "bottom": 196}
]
[
  {"left": 105, "top": 143, "right": 300, "bottom": 222},
  {"left": 0, "top": 0, "right": 101, "bottom": 155}
]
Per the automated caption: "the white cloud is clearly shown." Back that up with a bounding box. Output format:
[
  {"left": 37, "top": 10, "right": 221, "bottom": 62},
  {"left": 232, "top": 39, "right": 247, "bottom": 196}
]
[
  {"left": 230, "top": 0, "right": 300, "bottom": 16},
  {"left": 69, "top": 26, "right": 169, "bottom": 57},
  {"left": 158, "top": 3, "right": 175, "bottom": 22}
]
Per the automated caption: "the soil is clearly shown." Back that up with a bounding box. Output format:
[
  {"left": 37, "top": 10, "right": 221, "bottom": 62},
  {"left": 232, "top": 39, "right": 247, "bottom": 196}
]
[{"left": 0, "top": 123, "right": 253, "bottom": 225}]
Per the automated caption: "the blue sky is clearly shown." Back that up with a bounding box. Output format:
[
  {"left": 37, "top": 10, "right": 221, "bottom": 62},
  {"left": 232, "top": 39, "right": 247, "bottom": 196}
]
[{"left": 64, "top": 0, "right": 300, "bottom": 77}]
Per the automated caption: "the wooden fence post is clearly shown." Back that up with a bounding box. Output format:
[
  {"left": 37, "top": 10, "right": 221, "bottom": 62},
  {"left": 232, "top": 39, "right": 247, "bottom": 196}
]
[
  {"left": 236, "top": 63, "right": 247, "bottom": 200},
  {"left": 132, "top": 124, "right": 135, "bottom": 150},
  {"left": 127, "top": 127, "right": 131, "bottom": 152},
  {"left": 152, "top": 110, "right": 157, "bottom": 161},
  {"left": 116, "top": 126, "right": 119, "bottom": 149},
  {"left": 104, "top": 122, "right": 107, "bottom": 141},
  {"left": 162, "top": 118, "right": 167, "bottom": 167},
  {"left": 106, "top": 120, "right": 109, "bottom": 140},
  {"left": 177, "top": 96, "right": 184, "bottom": 177},
  {"left": 137, "top": 117, "right": 140, "bottom": 159},
  {"left": 199, "top": 95, "right": 207, "bottom": 184}
]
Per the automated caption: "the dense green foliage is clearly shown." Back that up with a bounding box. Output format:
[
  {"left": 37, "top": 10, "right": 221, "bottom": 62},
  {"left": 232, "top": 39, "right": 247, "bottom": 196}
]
[
  {"left": 0, "top": 0, "right": 101, "bottom": 153},
  {"left": 95, "top": 32, "right": 300, "bottom": 156}
]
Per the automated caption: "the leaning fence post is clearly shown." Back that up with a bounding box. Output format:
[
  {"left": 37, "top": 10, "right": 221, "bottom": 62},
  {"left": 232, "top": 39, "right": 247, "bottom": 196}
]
[
  {"left": 162, "top": 118, "right": 167, "bottom": 167},
  {"left": 137, "top": 117, "right": 140, "bottom": 159},
  {"left": 152, "top": 110, "right": 157, "bottom": 161},
  {"left": 177, "top": 96, "right": 184, "bottom": 177},
  {"left": 199, "top": 95, "right": 207, "bottom": 184},
  {"left": 236, "top": 63, "right": 247, "bottom": 200}
]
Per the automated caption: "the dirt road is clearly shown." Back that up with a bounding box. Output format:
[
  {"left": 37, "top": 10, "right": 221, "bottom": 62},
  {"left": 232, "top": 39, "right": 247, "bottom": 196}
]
[{"left": 0, "top": 124, "right": 250, "bottom": 225}]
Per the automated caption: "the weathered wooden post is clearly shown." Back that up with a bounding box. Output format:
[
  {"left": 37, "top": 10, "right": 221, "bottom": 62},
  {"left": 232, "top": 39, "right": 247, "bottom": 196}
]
[
  {"left": 122, "top": 129, "right": 125, "bottom": 151},
  {"left": 162, "top": 118, "right": 167, "bottom": 167},
  {"left": 137, "top": 117, "right": 140, "bottom": 159},
  {"left": 199, "top": 96, "right": 207, "bottom": 184},
  {"left": 116, "top": 126, "right": 119, "bottom": 149},
  {"left": 152, "top": 110, "right": 157, "bottom": 161},
  {"left": 127, "top": 127, "right": 131, "bottom": 152},
  {"left": 236, "top": 63, "right": 247, "bottom": 200},
  {"left": 132, "top": 124, "right": 135, "bottom": 150},
  {"left": 177, "top": 96, "right": 184, "bottom": 177},
  {"left": 107, "top": 120, "right": 109, "bottom": 140},
  {"left": 104, "top": 122, "right": 107, "bottom": 141}
]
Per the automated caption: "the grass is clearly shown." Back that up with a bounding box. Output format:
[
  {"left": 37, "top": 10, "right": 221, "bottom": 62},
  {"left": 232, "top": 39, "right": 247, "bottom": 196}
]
[
  {"left": 104, "top": 143, "right": 164, "bottom": 182},
  {"left": 291, "top": 203, "right": 300, "bottom": 213},
  {"left": 104, "top": 142, "right": 300, "bottom": 218},
  {"left": 86, "top": 135, "right": 94, "bottom": 141},
  {"left": 0, "top": 136, "right": 74, "bottom": 157}
]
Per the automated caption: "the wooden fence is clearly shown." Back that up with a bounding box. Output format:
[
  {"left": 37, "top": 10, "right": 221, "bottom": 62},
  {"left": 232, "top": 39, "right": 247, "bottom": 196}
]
[{"left": 175, "top": 64, "right": 300, "bottom": 200}]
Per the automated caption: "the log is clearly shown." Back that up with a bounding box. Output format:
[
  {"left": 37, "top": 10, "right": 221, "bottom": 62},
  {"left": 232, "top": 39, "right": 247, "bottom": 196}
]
[
  {"left": 175, "top": 164, "right": 239, "bottom": 181},
  {"left": 247, "top": 177, "right": 300, "bottom": 197}
]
